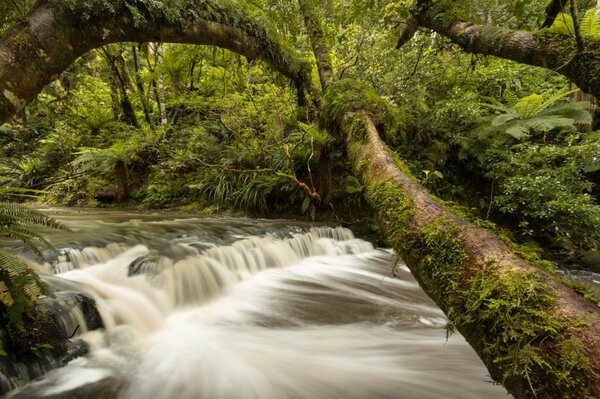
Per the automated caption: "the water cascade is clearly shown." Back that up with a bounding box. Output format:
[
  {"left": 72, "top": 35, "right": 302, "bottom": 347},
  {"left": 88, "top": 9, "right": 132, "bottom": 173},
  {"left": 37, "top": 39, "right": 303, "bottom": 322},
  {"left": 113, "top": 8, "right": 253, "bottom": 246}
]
[{"left": 6, "top": 210, "right": 509, "bottom": 399}]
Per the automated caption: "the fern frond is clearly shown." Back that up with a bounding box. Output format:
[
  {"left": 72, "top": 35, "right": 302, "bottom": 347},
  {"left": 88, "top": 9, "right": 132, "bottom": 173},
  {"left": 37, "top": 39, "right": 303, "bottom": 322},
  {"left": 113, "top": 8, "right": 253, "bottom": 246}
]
[
  {"left": 0, "top": 225, "right": 55, "bottom": 257},
  {"left": 0, "top": 250, "right": 30, "bottom": 278},
  {"left": 0, "top": 249, "right": 46, "bottom": 327},
  {"left": 550, "top": 10, "right": 600, "bottom": 37},
  {"left": 580, "top": 9, "right": 600, "bottom": 37},
  {"left": 0, "top": 203, "right": 66, "bottom": 231},
  {"left": 0, "top": 280, "right": 14, "bottom": 307}
]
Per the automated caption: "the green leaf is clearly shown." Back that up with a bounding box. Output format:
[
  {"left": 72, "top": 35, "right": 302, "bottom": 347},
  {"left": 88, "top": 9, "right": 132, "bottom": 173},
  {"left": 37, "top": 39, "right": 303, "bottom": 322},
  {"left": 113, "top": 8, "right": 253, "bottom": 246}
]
[{"left": 301, "top": 197, "right": 310, "bottom": 213}]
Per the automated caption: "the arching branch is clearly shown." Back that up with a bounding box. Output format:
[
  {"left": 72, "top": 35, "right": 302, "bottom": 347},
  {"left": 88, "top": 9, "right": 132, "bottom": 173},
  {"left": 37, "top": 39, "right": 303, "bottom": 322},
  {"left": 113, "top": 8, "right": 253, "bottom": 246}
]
[
  {"left": 399, "top": 0, "right": 600, "bottom": 98},
  {"left": 0, "top": 0, "right": 311, "bottom": 124}
]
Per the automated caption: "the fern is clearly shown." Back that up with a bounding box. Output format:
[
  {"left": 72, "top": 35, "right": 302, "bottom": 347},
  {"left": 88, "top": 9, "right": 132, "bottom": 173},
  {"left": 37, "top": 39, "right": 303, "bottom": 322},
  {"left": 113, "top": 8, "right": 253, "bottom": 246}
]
[
  {"left": 0, "top": 203, "right": 69, "bottom": 356},
  {"left": 473, "top": 89, "right": 592, "bottom": 142},
  {"left": 550, "top": 9, "right": 600, "bottom": 37}
]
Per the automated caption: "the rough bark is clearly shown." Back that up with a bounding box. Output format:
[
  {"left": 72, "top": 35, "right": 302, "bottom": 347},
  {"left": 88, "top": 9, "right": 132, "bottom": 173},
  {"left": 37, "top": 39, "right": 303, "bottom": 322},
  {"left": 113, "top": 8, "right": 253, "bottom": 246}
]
[
  {"left": 400, "top": 1, "right": 600, "bottom": 98},
  {"left": 131, "top": 45, "right": 154, "bottom": 128},
  {"left": 321, "top": 83, "right": 600, "bottom": 397},
  {"left": 0, "top": 0, "right": 310, "bottom": 124}
]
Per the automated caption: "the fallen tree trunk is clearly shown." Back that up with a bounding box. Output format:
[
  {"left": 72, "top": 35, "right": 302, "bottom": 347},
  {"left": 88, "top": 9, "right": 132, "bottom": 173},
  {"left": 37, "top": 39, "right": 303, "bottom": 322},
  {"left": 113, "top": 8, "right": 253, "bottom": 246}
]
[
  {"left": 322, "top": 79, "right": 600, "bottom": 399},
  {"left": 0, "top": 0, "right": 310, "bottom": 124},
  {"left": 297, "top": 2, "right": 600, "bottom": 395},
  {"left": 398, "top": 0, "right": 600, "bottom": 98}
]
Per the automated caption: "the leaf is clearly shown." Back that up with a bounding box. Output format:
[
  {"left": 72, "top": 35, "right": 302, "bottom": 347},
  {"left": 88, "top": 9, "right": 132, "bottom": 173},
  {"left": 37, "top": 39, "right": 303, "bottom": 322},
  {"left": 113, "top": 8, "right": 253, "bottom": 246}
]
[
  {"left": 505, "top": 124, "right": 530, "bottom": 139},
  {"left": 579, "top": 9, "right": 600, "bottom": 37},
  {"left": 301, "top": 197, "right": 310, "bottom": 214}
]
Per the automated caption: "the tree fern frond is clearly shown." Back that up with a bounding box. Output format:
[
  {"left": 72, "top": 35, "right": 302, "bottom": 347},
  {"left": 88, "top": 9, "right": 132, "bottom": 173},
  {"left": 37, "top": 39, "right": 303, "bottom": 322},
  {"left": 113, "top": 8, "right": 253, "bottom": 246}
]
[
  {"left": 550, "top": 10, "right": 600, "bottom": 37},
  {"left": 0, "top": 203, "right": 67, "bottom": 231},
  {"left": 527, "top": 115, "right": 576, "bottom": 128},
  {"left": 580, "top": 9, "right": 600, "bottom": 37},
  {"left": 504, "top": 123, "right": 530, "bottom": 139},
  {"left": 0, "top": 250, "right": 31, "bottom": 278}
]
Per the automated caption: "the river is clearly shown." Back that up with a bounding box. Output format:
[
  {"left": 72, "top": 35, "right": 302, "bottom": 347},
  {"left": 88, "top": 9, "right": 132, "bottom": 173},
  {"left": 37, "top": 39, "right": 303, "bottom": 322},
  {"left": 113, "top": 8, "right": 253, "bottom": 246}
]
[{"left": 6, "top": 209, "right": 509, "bottom": 398}]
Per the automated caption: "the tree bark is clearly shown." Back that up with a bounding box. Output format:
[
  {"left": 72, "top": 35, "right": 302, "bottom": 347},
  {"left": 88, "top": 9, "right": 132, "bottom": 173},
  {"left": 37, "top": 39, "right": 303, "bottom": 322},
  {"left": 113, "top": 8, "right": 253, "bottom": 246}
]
[
  {"left": 399, "top": 0, "right": 600, "bottom": 98},
  {"left": 322, "top": 86, "right": 600, "bottom": 397},
  {"left": 150, "top": 42, "right": 168, "bottom": 132},
  {"left": 0, "top": 0, "right": 310, "bottom": 124},
  {"left": 297, "top": 0, "right": 336, "bottom": 209},
  {"left": 298, "top": 0, "right": 600, "bottom": 395},
  {"left": 102, "top": 46, "right": 139, "bottom": 127},
  {"left": 131, "top": 45, "right": 154, "bottom": 128}
]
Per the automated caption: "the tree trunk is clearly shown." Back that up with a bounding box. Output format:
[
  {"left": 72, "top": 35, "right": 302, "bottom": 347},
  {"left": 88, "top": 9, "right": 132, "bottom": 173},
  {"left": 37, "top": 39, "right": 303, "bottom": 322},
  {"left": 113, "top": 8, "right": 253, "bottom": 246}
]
[
  {"left": 153, "top": 43, "right": 168, "bottom": 132},
  {"left": 299, "top": 1, "right": 600, "bottom": 396},
  {"left": 102, "top": 46, "right": 139, "bottom": 127},
  {"left": 297, "top": 0, "right": 336, "bottom": 210},
  {"left": 399, "top": 0, "right": 600, "bottom": 98},
  {"left": 132, "top": 45, "right": 154, "bottom": 128},
  {"left": 114, "top": 159, "right": 128, "bottom": 201},
  {"left": 0, "top": 0, "right": 310, "bottom": 125},
  {"left": 296, "top": 0, "right": 334, "bottom": 92},
  {"left": 323, "top": 85, "right": 600, "bottom": 398}
]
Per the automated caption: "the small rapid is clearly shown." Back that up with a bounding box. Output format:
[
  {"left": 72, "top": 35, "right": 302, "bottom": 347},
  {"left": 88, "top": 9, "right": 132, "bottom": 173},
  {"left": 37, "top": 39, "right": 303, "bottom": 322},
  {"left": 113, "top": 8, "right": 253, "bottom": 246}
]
[{"left": 7, "top": 209, "right": 509, "bottom": 399}]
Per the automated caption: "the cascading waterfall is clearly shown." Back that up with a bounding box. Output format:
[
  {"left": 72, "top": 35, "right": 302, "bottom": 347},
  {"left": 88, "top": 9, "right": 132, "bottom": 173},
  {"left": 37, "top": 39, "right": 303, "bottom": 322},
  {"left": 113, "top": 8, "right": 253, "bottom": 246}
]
[{"left": 6, "top": 210, "right": 510, "bottom": 399}]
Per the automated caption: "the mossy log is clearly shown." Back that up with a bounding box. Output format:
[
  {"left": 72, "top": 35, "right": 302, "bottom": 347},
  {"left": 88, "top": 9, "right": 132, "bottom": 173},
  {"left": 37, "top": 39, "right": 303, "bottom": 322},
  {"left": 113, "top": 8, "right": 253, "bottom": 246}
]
[
  {"left": 0, "top": 0, "right": 311, "bottom": 124},
  {"left": 399, "top": 0, "right": 600, "bottom": 99},
  {"left": 323, "top": 81, "right": 600, "bottom": 399}
]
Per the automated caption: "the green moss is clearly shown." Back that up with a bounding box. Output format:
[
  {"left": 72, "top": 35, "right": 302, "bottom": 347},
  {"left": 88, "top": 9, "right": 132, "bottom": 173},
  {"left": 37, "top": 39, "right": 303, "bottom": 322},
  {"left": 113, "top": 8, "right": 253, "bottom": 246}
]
[
  {"left": 383, "top": 144, "right": 417, "bottom": 179},
  {"left": 364, "top": 182, "right": 414, "bottom": 251},
  {"left": 534, "top": 29, "right": 600, "bottom": 95},
  {"left": 364, "top": 180, "right": 595, "bottom": 398},
  {"left": 58, "top": 0, "right": 311, "bottom": 93},
  {"left": 458, "top": 265, "right": 596, "bottom": 398},
  {"left": 407, "top": 217, "right": 468, "bottom": 306},
  {"left": 321, "top": 79, "right": 403, "bottom": 133}
]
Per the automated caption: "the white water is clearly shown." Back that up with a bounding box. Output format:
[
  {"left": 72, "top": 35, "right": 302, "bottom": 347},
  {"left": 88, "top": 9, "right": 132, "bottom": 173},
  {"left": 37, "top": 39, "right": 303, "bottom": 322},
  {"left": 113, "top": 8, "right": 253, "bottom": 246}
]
[{"left": 11, "top": 211, "right": 509, "bottom": 399}]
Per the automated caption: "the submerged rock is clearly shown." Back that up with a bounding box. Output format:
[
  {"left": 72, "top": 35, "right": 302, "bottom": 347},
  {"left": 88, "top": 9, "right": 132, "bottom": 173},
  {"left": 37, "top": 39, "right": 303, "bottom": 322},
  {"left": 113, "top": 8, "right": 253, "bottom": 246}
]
[{"left": 0, "top": 291, "right": 103, "bottom": 396}]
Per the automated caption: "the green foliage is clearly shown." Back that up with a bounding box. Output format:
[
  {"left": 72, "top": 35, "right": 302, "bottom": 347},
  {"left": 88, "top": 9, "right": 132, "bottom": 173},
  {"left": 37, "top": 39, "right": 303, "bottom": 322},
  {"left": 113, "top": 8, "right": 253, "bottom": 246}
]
[
  {"left": 471, "top": 89, "right": 591, "bottom": 141},
  {"left": 457, "top": 266, "right": 593, "bottom": 398},
  {"left": 322, "top": 79, "right": 404, "bottom": 136},
  {"left": 0, "top": 203, "right": 66, "bottom": 256},
  {"left": 461, "top": 89, "right": 599, "bottom": 250},
  {"left": 549, "top": 9, "right": 600, "bottom": 37},
  {"left": 0, "top": 203, "right": 68, "bottom": 355}
]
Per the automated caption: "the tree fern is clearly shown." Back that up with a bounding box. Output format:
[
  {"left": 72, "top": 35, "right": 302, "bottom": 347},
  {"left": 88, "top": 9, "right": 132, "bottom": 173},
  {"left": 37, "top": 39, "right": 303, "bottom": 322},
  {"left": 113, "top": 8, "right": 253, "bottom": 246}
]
[{"left": 473, "top": 89, "right": 592, "bottom": 142}]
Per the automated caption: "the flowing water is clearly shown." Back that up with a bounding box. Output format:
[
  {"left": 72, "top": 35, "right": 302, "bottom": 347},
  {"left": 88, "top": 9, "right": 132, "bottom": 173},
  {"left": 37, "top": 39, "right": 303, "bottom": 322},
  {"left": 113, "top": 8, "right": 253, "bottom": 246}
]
[{"left": 7, "top": 209, "right": 509, "bottom": 399}]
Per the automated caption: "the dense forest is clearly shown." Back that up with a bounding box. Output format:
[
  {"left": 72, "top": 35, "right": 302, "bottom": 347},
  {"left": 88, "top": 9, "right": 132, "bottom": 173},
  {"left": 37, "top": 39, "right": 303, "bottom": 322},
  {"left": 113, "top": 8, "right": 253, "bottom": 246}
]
[{"left": 0, "top": 0, "right": 600, "bottom": 398}]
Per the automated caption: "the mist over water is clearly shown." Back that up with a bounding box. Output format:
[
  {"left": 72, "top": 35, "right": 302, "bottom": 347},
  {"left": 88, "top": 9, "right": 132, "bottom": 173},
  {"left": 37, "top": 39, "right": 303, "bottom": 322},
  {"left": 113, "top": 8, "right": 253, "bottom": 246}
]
[{"left": 11, "top": 209, "right": 509, "bottom": 399}]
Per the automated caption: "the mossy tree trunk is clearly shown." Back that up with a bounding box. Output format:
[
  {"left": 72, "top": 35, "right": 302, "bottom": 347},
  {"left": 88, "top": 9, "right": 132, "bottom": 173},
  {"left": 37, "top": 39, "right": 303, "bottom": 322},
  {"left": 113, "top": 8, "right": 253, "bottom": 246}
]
[
  {"left": 299, "top": 2, "right": 600, "bottom": 397},
  {"left": 398, "top": 0, "right": 600, "bottom": 98},
  {"left": 325, "top": 88, "right": 600, "bottom": 398},
  {"left": 101, "top": 45, "right": 139, "bottom": 127},
  {"left": 297, "top": 0, "right": 336, "bottom": 209},
  {"left": 0, "top": 0, "right": 310, "bottom": 125}
]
